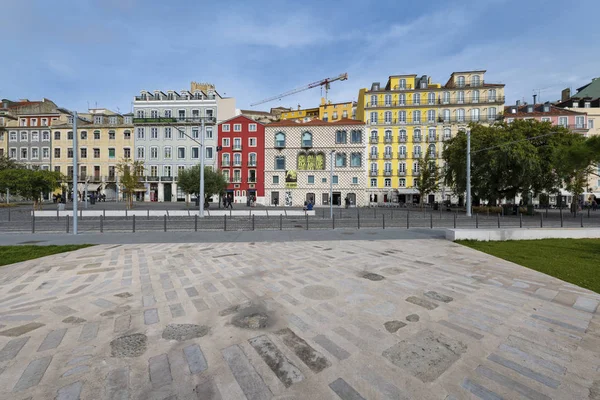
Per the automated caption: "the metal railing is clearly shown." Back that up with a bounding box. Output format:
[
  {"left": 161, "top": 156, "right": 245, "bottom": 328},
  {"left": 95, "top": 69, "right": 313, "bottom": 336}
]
[
  {"left": 365, "top": 96, "right": 505, "bottom": 108},
  {"left": 132, "top": 117, "right": 216, "bottom": 124}
]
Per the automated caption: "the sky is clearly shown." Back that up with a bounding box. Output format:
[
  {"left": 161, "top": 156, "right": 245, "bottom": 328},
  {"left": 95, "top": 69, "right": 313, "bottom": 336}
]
[{"left": 2, "top": 0, "right": 599, "bottom": 114}]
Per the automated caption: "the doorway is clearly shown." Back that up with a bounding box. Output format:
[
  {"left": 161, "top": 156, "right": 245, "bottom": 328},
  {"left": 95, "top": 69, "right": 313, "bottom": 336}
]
[
  {"left": 332, "top": 192, "right": 341, "bottom": 206},
  {"left": 271, "top": 191, "right": 279, "bottom": 206},
  {"left": 428, "top": 194, "right": 435, "bottom": 204},
  {"left": 398, "top": 194, "right": 406, "bottom": 204},
  {"left": 164, "top": 183, "right": 172, "bottom": 202},
  {"left": 322, "top": 193, "right": 329, "bottom": 205},
  {"left": 306, "top": 193, "right": 315, "bottom": 205},
  {"left": 347, "top": 193, "right": 356, "bottom": 207}
]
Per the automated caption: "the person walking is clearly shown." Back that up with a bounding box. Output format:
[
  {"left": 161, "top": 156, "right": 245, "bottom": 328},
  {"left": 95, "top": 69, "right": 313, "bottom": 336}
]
[{"left": 226, "top": 195, "right": 233, "bottom": 209}]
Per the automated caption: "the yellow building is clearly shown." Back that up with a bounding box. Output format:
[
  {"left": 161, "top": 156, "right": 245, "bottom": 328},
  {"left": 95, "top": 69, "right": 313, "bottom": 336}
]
[
  {"left": 51, "top": 109, "right": 134, "bottom": 200},
  {"left": 280, "top": 106, "right": 319, "bottom": 121},
  {"left": 279, "top": 98, "right": 356, "bottom": 121},
  {"left": 356, "top": 71, "right": 505, "bottom": 205}
]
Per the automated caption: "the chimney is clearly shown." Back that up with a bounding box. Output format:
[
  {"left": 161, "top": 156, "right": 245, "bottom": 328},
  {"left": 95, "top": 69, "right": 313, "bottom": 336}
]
[
  {"left": 561, "top": 88, "right": 571, "bottom": 102},
  {"left": 516, "top": 100, "right": 520, "bottom": 107},
  {"left": 533, "top": 94, "right": 537, "bottom": 105}
]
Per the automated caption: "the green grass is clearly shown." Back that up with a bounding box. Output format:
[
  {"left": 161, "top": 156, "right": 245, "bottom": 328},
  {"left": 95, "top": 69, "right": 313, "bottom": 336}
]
[
  {"left": 458, "top": 239, "right": 600, "bottom": 294},
  {"left": 0, "top": 245, "right": 94, "bottom": 267}
]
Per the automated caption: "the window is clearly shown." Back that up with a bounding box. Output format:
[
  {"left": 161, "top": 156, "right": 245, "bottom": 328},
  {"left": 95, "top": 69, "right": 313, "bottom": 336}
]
[
  {"left": 164, "top": 166, "right": 172, "bottom": 177},
  {"left": 399, "top": 178, "right": 406, "bottom": 187},
  {"left": 343, "top": 110, "right": 348, "bottom": 118},
  {"left": 206, "top": 147, "right": 213, "bottom": 159},
  {"left": 53, "top": 131, "right": 60, "bottom": 140},
  {"left": 94, "top": 148, "right": 100, "bottom": 158},
  {"left": 137, "top": 147, "right": 145, "bottom": 158},
  {"left": 335, "top": 153, "right": 346, "bottom": 167},
  {"left": 233, "top": 124, "right": 242, "bottom": 132},
  {"left": 541, "top": 117, "right": 551, "bottom": 122},
  {"left": 443, "top": 92, "right": 450, "bottom": 104},
  {"left": 222, "top": 170, "right": 230, "bottom": 182},
  {"left": 164, "top": 127, "right": 171, "bottom": 139},
  {"left": 399, "top": 94, "right": 406, "bottom": 105},
  {"left": 151, "top": 127, "right": 158, "bottom": 139},
  {"left": 399, "top": 145, "right": 406, "bottom": 155},
  {"left": 308, "top": 175, "right": 315, "bottom": 184},
  {"left": 275, "top": 156, "right": 285, "bottom": 170},
  {"left": 427, "top": 110, "right": 436, "bottom": 123},
  {"left": 233, "top": 138, "right": 242, "bottom": 150},
  {"left": 457, "top": 109, "right": 465, "bottom": 122},
  {"left": 150, "top": 146, "right": 158, "bottom": 159},
  {"left": 384, "top": 162, "right": 392, "bottom": 172},
  {"left": 471, "top": 75, "right": 480, "bottom": 86},
  {"left": 177, "top": 147, "right": 185, "bottom": 159},
  {"left": 558, "top": 117, "right": 568, "bottom": 127},
  {"left": 106, "top": 130, "right": 115, "bottom": 140},
  {"left": 249, "top": 123, "right": 257, "bottom": 132},
  {"left": 457, "top": 91, "right": 465, "bottom": 104},
  {"left": 349, "top": 153, "right": 361, "bottom": 167},
  {"left": 576, "top": 116, "right": 585, "bottom": 128},
  {"left": 428, "top": 92, "right": 435, "bottom": 105},
  {"left": 233, "top": 153, "right": 241, "bottom": 166},
  {"left": 149, "top": 166, "right": 158, "bottom": 177},
  {"left": 9, "top": 148, "right": 16, "bottom": 159},
  {"left": 54, "top": 148, "right": 61, "bottom": 158},
  {"left": 31, "top": 118, "right": 37, "bottom": 126},
  {"left": 178, "top": 110, "right": 185, "bottom": 120},
  {"left": 413, "top": 110, "right": 421, "bottom": 124},
  {"left": 80, "top": 148, "right": 87, "bottom": 158},
  {"left": 124, "top": 130, "right": 131, "bottom": 139},
  {"left": 192, "top": 127, "right": 199, "bottom": 139},
  {"left": 414, "top": 145, "right": 421, "bottom": 156},
  {"left": 221, "top": 138, "right": 230, "bottom": 148},
  {"left": 332, "top": 175, "right": 339, "bottom": 185},
  {"left": 384, "top": 145, "right": 392, "bottom": 156},
  {"left": 42, "top": 148, "right": 49, "bottom": 159},
  {"left": 322, "top": 177, "right": 327, "bottom": 183},
  {"left": 488, "top": 107, "right": 497, "bottom": 120},
  {"left": 443, "top": 109, "right": 450, "bottom": 122},
  {"left": 206, "top": 128, "right": 213, "bottom": 139},
  {"left": 350, "top": 130, "right": 362, "bottom": 143},
  {"left": 20, "top": 131, "right": 28, "bottom": 141},
  {"left": 332, "top": 111, "right": 338, "bottom": 120},
  {"left": 370, "top": 95, "right": 377, "bottom": 106},
  {"left": 192, "top": 109, "right": 199, "bottom": 119},
  {"left": 413, "top": 161, "right": 420, "bottom": 173},
  {"left": 109, "top": 148, "right": 116, "bottom": 159},
  {"left": 79, "top": 130, "right": 87, "bottom": 140},
  {"left": 164, "top": 147, "right": 172, "bottom": 159},
  {"left": 399, "top": 129, "right": 407, "bottom": 141},
  {"left": 178, "top": 128, "right": 185, "bottom": 139},
  {"left": 41, "top": 118, "right": 48, "bottom": 126},
  {"left": 272, "top": 175, "right": 279, "bottom": 184},
  {"left": 470, "top": 108, "right": 480, "bottom": 122},
  {"left": 137, "top": 127, "right": 144, "bottom": 139},
  {"left": 31, "top": 148, "right": 39, "bottom": 159},
  {"left": 248, "top": 153, "right": 257, "bottom": 166},
  {"left": 413, "top": 93, "right": 421, "bottom": 105},
  {"left": 399, "top": 79, "right": 406, "bottom": 89},
  {"left": 20, "top": 118, "right": 26, "bottom": 126},
  {"left": 192, "top": 147, "right": 199, "bottom": 159},
  {"left": 384, "top": 178, "right": 391, "bottom": 187},
  {"left": 444, "top": 128, "right": 451, "bottom": 139},
  {"left": 370, "top": 112, "right": 378, "bottom": 124},
  {"left": 370, "top": 178, "right": 377, "bottom": 187},
  {"left": 94, "top": 115, "right": 103, "bottom": 124},
  {"left": 275, "top": 132, "right": 286, "bottom": 148},
  {"left": 398, "top": 162, "right": 406, "bottom": 172},
  {"left": 30, "top": 131, "right": 39, "bottom": 142},
  {"left": 222, "top": 124, "right": 230, "bottom": 132},
  {"left": 589, "top": 119, "right": 594, "bottom": 129},
  {"left": 222, "top": 153, "right": 230, "bottom": 166},
  {"left": 457, "top": 76, "right": 465, "bottom": 87},
  {"left": 585, "top": 102, "right": 591, "bottom": 108},
  {"left": 384, "top": 111, "right": 392, "bottom": 123},
  {"left": 428, "top": 144, "right": 436, "bottom": 157},
  {"left": 398, "top": 110, "right": 406, "bottom": 123},
  {"left": 384, "top": 94, "right": 392, "bottom": 106},
  {"left": 109, "top": 116, "right": 117, "bottom": 124},
  {"left": 124, "top": 148, "right": 131, "bottom": 158},
  {"left": 302, "top": 131, "right": 313, "bottom": 147},
  {"left": 472, "top": 90, "right": 480, "bottom": 103},
  {"left": 249, "top": 137, "right": 257, "bottom": 147},
  {"left": 336, "top": 130, "right": 347, "bottom": 144},
  {"left": 20, "top": 148, "right": 28, "bottom": 159},
  {"left": 488, "top": 89, "right": 496, "bottom": 102}
]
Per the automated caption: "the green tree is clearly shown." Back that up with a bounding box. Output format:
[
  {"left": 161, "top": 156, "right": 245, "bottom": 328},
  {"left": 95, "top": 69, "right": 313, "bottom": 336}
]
[
  {"left": 0, "top": 155, "right": 24, "bottom": 171},
  {"left": 0, "top": 169, "right": 62, "bottom": 209},
  {"left": 116, "top": 159, "right": 145, "bottom": 209},
  {"left": 178, "top": 165, "right": 228, "bottom": 206},
  {"left": 413, "top": 150, "right": 439, "bottom": 207}
]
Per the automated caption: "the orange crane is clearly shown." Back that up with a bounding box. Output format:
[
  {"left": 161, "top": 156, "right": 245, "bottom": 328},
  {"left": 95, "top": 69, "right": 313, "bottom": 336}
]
[{"left": 250, "top": 73, "right": 348, "bottom": 107}]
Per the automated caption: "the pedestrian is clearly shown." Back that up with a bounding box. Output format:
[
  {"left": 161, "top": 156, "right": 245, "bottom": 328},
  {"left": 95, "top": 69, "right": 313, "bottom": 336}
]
[
  {"left": 227, "top": 196, "right": 233, "bottom": 209},
  {"left": 222, "top": 196, "right": 227, "bottom": 208},
  {"left": 344, "top": 196, "right": 349, "bottom": 209}
]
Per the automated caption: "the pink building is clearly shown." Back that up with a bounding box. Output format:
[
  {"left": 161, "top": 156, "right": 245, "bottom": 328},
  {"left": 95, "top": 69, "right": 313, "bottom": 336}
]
[{"left": 504, "top": 102, "right": 589, "bottom": 135}]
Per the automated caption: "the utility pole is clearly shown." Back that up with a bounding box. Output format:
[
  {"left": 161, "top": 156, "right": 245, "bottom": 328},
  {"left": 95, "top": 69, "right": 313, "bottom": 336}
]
[
  {"left": 72, "top": 111, "right": 79, "bottom": 234},
  {"left": 199, "top": 118, "right": 205, "bottom": 218},
  {"left": 330, "top": 150, "right": 335, "bottom": 218},
  {"left": 466, "top": 129, "right": 471, "bottom": 217}
]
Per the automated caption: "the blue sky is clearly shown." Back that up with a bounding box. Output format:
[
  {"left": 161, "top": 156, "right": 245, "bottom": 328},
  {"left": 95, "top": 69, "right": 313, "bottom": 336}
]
[{"left": 2, "top": 0, "right": 599, "bottom": 113}]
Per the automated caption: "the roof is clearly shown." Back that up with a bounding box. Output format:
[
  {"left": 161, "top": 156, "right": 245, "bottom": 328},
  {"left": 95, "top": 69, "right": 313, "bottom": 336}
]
[
  {"left": 218, "top": 114, "right": 265, "bottom": 126},
  {"left": 240, "top": 109, "right": 274, "bottom": 116},
  {"left": 571, "top": 78, "right": 600, "bottom": 99},
  {"left": 267, "top": 118, "right": 365, "bottom": 127},
  {"left": 504, "top": 104, "right": 587, "bottom": 117},
  {"left": 450, "top": 70, "right": 487, "bottom": 75}
]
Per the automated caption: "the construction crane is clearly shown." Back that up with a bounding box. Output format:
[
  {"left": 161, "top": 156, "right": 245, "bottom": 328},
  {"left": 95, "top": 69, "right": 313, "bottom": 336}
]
[{"left": 250, "top": 73, "right": 348, "bottom": 107}]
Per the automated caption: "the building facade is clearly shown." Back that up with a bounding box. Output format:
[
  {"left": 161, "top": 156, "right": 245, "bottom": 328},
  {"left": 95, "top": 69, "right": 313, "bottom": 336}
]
[
  {"left": 51, "top": 109, "right": 134, "bottom": 200},
  {"left": 504, "top": 102, "right": 588, "bottom": 134},
  {"left": 279, "top": 107, "right": 319, "bottom": 121},
  {"left": 356, "top": 71, "right": 505, "bottom": 204},
  {"left": 132, "top": 83, "right": 235, "bottom": 202},
  {"left": 218, "top": 115, "right": 265, "bottom": 204},
  {"left": 264, "top": 119, "right": 367, "bottom": 207},
  {"left": 319, "top": 99, "right": 356, "bottom": 121}
]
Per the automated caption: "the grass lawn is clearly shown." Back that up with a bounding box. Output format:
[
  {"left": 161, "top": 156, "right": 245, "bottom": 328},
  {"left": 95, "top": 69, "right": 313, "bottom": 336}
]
[
  {"left": 458, "top": 239, "right": 600, "bottom": 294},
  {"left": 0, "top": 245, "right": 94, "bottom": 267}
]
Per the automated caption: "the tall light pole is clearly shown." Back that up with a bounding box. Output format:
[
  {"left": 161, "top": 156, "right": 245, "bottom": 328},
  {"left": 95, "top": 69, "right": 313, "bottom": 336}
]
[
  {"left": 330, "top": 150, "right": 335, "bottom": 219},
  {"left": 58, "top": 108, "right": 78, "bottom": 234},
  {"left": 199, "top": 117, "right": 205, "bottom": 218},
  {"left": 466, "top": 129, "right": 471, "bottom": 217}
]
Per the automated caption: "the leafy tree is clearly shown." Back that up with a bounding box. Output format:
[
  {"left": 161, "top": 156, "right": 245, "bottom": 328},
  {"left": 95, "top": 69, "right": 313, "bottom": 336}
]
[
  {"left": 116, "top": 159, "right": 145, "bottom": 209},
  {"left": 178, "top": 165, "right": 228, "bottom": 207},
  {"left": 0, "top": 169, "right": 62, "bottom": 209},
  {"left": 0, "top": 155, "right": 24, "bottom": 171},
  {"left": 413, "top": 151, "right": 439, "bottom": 207}
]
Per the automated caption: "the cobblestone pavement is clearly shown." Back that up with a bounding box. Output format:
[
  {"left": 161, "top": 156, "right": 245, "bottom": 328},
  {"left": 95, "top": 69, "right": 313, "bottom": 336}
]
[{"left": 0, "top": 240, "right": 598, "bottom": 399}]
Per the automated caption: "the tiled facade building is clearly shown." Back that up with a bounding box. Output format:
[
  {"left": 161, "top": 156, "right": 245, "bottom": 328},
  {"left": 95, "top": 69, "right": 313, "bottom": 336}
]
[
  {"left": 264, "top": 119, "right": 367, "bottom": 207},
  {"left": 356, "top": 70, "right": 505, "bottom": 205},
  {"left": 218, "top": 115, "right": 265, "bottom": 204}
]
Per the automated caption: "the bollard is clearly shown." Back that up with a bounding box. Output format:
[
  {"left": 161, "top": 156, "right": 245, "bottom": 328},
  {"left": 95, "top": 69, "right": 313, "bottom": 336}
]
[
  {"left": 57, "top": 208, "right": 59, "bottom": 221},
  {"left": 103, "top": 208, "right": 106, "bottom": 218},
  {"left": 430, "top": 213, "right": 433, "bottom": 229},
  {"left": 147, "top": 209, "right": 150, "bottom": 220},
  {"left": 230, "top": 208, "right": 232, "bottom": 219},
  {"left": 80, "top": 208, "right": 83, "bottom": 220},
  {"left": 540, "top": 213, "right": 543, "bottom": 228},
  {"left": 133, "top": 215, "right": 136, "bottom": 233},
  {"left": 374, "top": 208, "right": 376, "bottom": 218},
  {"left": 32, "top": 214, "right": 35, "bottom": 233},
  {"left": 125, "top": 209, "right": 128, "bottom": 220},
  {"left": 224, "top": 214, "right": 227, "bottom": 231},
  {"left": 382, "top": 214, "right": 385, "bottom": 229},
  {"left": 332, "top": 214, "right": 335, "bottom": 229},
  {"left": 453, "top": 213, "right": 456, "bottom": 229},
  {"left": 66, "top": 215, "right": 69, "bottom": 233},
  {"left": 358, "top": 213, "right": 360, "bottom": 229},
  {"left": 339, "top": 208, "right": 342, "bottom": 220},
  {"left": 519, "top": 213, "right": 522, "bottom": 228},
  {"left": 476, "top": 213, "right": 479, "bottom": 228},
  {"left": 323, "top": 208, "right": 325, "bottom": 219},
  {"left": 306, "top": 214, "right": 308, "bottom": 230},
  {"left": 164, "top": 214, "right": 167, "bottom": 232},
  {"left": 560, "top": 208, "right": 563, "bottom": 227},
  {"left": 8, "top": 208, "right": 11, "bottom": 222},
  {"left": 253, "top": 214, "right": 255, "bottom": 231},
  {"left": 497, "top": 213, "right": 500, "bottom": 228},
  {"left": 195, "top": 215, "right": 198, "bottom": 232},
  {"left": 407, "top": 212, "right": 410, "bottom": 229},
  {"left": 100, "top": 215, "right": 104, "bottom": 233},
  {"left": 279, "top": 214, "right": 282, "bottom": 230},
  {"left": 581, "top": 213, "right": 584, "bottom": 228}
]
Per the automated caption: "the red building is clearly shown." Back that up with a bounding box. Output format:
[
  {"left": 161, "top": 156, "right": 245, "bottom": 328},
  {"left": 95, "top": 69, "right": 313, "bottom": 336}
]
[{"left": 218, "top": 115, "right": 265, "bottom": 204}]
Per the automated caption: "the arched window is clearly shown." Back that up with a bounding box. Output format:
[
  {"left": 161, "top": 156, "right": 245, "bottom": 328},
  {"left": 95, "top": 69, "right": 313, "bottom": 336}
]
[
  {"left": 302, "top": 131, "right": 312, "bottom": 148},
  {"left": 370, "top": 95, "right": 377, "bottom": 106},
  {"left": 413, "top": 161, "right": 420, "bottom": 173},
  {"left": 457, "top": 91, "right": 465, "bottom": 103},
  {"left": 428, "top": 144, "right": 436, "bottom": 157},
  {"left": 222, "top": 153, "right": 230, "bottom": 166},
  {"left": 457, "top": 109, "right": 465, "bottom": 122},
  {"left": 414, "top": 129, "right": 422, "bottom": 141},
  {"left": 488, "top": 107, "right": 497, "bottom": 120},
  {"left": 443, "top": 109, "right": 450, "bottom": 122},
  {"left": 398, "top": 110, "right": 406, "bottom": 123},
  {"left": 370, "top": 162, "right": 378, "bottom": 172},
  {"left": 370, "top": 112, "right": 378, "bottom": 123},
  {"left": 398, "top": 162, "right": 406, "bottom": 172},
  {"left": 384, "top": 145, "right": 392, "bottom": 156},
  {"left": 442, "top": 92, "right": 450, "bottom": 104},
  {"left": 370, "top": 130, "right": 378, "bottom": 140},
  {"left": 428, "top": 92, "right": 435, "bottom": 105},
  {"left": 412, "top": 110, "right": 421, "bottom": 123},
  {"left": 315, "top": 152, "right": 325, "bottom": 170},
  {"left": 414, "top": 145, "right": 422, "bottom": 156},
  {"left": 399, "top": 129, "right": 407, "bottom": 141},
  {"left": 399, "top": 178, "right": 406, "bottom": 187},
  {"left": 399, "top": 94, "right": 406, "bottom": 105},
  {"left": 471, "top": 75, "right": 480, "bottom": 86},
  {"left": 471, "top": 108, "right": 480, "bottom": 121},
  {"left": 274, "top": 155, "right": 285, "bottom": 170},
  {"left": 457, "top": 76, "right": 465, "bottom": 87},
  {"left": 306, "top": 152, "right": 316, "bottom": 170},
  {"left": 427, "top": 110, "right": 436, "bottom": 123},
  {"left": 248, "top": 152, "right": 257, "bottom": 166},
  {"left": 472, "top": 90, "right": 480, "bottom": 103},
  {"left": 370, "top": 146, "right": 378, "bottom": 156},
  {"left": 384, "top": 94, "right": 392, "bottom": 106},
  {"left": 488, "top": 89, "right": 497, "bottom": 102},
  {"left": 335, "top": 153, "right": 347, "bottom": 167},
  {"left": 384, "top": 130, "right": 392, "bottom": 140},
  {"left": 413, "top": 93, "right": 421, "bottom": 105},
  {"left": 297, "top": 152, "right": 307, "bottom": 170},
  {"left": 384, "top": 162, "right": 392, "bottom": 172},
  {"left": 233, "top": 153, "right": 241, "bottom": 166},
  {"left": 398, "top": 145, "right": 406, "bottom": 155},
  {"left": 384, "top": 111, "right": 392, "bottom": 123},
  {"left": 444, "top": 128, "right": 451, "bottom": 139},
  {"left": 275, "top": 132, "right": 286, "bottom": 148}
]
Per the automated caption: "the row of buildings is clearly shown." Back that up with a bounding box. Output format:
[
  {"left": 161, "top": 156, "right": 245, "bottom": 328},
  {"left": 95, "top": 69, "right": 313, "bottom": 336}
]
[{"left": 1, "top": 72, "right": 598, "bottom": 206}]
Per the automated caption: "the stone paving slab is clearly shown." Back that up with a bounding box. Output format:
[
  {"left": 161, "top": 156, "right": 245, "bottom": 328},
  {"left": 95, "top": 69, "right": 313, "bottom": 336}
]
[{"left": 0, "top": 239, "right": 598, "bottom": 399}]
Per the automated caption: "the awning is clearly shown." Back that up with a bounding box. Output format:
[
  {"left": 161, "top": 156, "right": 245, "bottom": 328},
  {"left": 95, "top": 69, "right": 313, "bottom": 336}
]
[
  {"left": 77, "top": 183, "right": 102, "bottom": 192},
  {"left": 396, "top": 188, "right": 419, "bottom": 194}
]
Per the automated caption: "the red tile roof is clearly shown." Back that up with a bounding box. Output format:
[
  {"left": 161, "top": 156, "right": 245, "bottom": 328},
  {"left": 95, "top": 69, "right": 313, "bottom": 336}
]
[
  {"left": 267, "top": 118, "right": 365, "bottom": 127},
  {"left": 504, "top": 104, "right": 586, "bottom": 117}
]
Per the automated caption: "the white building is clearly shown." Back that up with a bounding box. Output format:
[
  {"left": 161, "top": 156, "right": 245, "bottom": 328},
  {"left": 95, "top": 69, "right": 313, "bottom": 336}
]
[{"left": 132, "top": 83, "right": 235, "bottom": 202}]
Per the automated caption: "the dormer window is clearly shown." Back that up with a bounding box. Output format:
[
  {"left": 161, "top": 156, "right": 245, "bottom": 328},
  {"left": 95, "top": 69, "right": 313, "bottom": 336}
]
[
  {"left": 585, "top": 102, "right": 591, "bottom": 108},
  {"left": 94, "top": 116, "right": 103, "bottom": 124},
  {"left": 543, "top": 104, "right": 550, "bottom": 112},
  {"left": 457, "top": 76, "right": 465, "bottom": 88},
  {"left": 527, "top": 105, "right": 534, "bottom": 113}
]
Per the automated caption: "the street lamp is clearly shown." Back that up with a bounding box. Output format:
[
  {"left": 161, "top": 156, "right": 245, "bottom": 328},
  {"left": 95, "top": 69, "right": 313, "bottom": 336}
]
[
  {"left": 330, "top": 150, "right": 335, "bottom": 219},
  {"left": 57, "top": 108, "right": 78, "bottom": 234},
  {"left": 466, "top": 129, "right": 471, "bottom": 217}
]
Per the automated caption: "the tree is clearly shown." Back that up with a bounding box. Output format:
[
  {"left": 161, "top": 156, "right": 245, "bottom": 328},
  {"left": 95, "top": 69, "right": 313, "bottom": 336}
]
[
  {"left": 413, "top": 151, "right": 439, "bottom": 207},
  {"left": 178, "top": 165, "right": 228, "bottom": 206},
  {"left": 0, "top": 155, "right": 24, "bottom": 171},
  {"left": 116, "top": 159, "right": 145, "bottom": 209},
  {"left": 0, "top": 169, "right": 62, "bottom": 209}
]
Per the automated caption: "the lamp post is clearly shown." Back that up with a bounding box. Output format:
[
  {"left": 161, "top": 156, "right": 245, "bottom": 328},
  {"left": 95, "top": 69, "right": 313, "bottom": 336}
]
[
  {"left": 466, "top": 129, "right": 471, "bottom": 217},
  {"left": 58, "top": 108, "right": 78, "bottom": 234},
  {"left": 330, "top": 150, "right": 335, "bottom": 219}
]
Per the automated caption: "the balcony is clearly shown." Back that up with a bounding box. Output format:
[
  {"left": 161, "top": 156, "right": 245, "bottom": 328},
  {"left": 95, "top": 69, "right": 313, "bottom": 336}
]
[
  {"left": 413, "top": 152, "right": 422, "bottom": 158},
  {"left": 398, "top": 153, "right": 406, "bottom": 159},
  {"left": 370, "top": 170, "right": 378, "bottom": 177},
  {"left": 132, "top": 117, "right": 216, "bottom": 124},
  {"left": 232, "top": 145, "right": 242, "bottom": 151},
  {"left": 392, "top": 84, "right": 413, "bottom": 90},
  {"left": 106, "top": 175, "right": 116, "bottom": 181},
  {"left": 426, "top": 135, "right": 439, "bottom": 143},
  {"left": 147, "top": 176, "right": 159, "bottom": 182},
  {"left": 398, "top": 136, "right": 407, "bottom": 143},
  {"left": 412, "top": 171, "right": 421, "bottom": 177},
  {"left": 232, "top": 162, "right": 242, "bottom": 167},
  {"left": 91, "top": 175, "right": 102, "bottom": 182},
  {"left": 384, "top": 153, "right": 392, "bottom": 160},
  {"left": 161, "top": 176, "right": 173, "bottom": 181},
  {"left": 367, "top": 95, "right": 505, "bottom": 108},
  {"left": 413, "top": 136, "right": 422, "bottom": 143},
  {"left": 231, "top": 177, "right": 242, "bottom": 183},
  {"left": 221, "top": 162, "right": 230, "bottom": 167},
  {"left": 397, "top": 170, "right": 406, "bottom": 177},
  {"left": 274, "top": 141, "right": 286, "bottom": 149},
  {"left": 248, "top": 178, "right": 257, "bottom": 183},
  {"left": 247, "top": 161, "right": 257, "bottom": 167},
  {"left": 369, "top": 137, "right": 378, "bottom": 144},
  {"left": 384, "top": 170, "right": 392, "bottom": 177},
  {"left": 369, "top": 153, "right": 378, "bottom": 160},
  {"left": 384, "top": 136, "right": 392, "bottom": 144}
]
